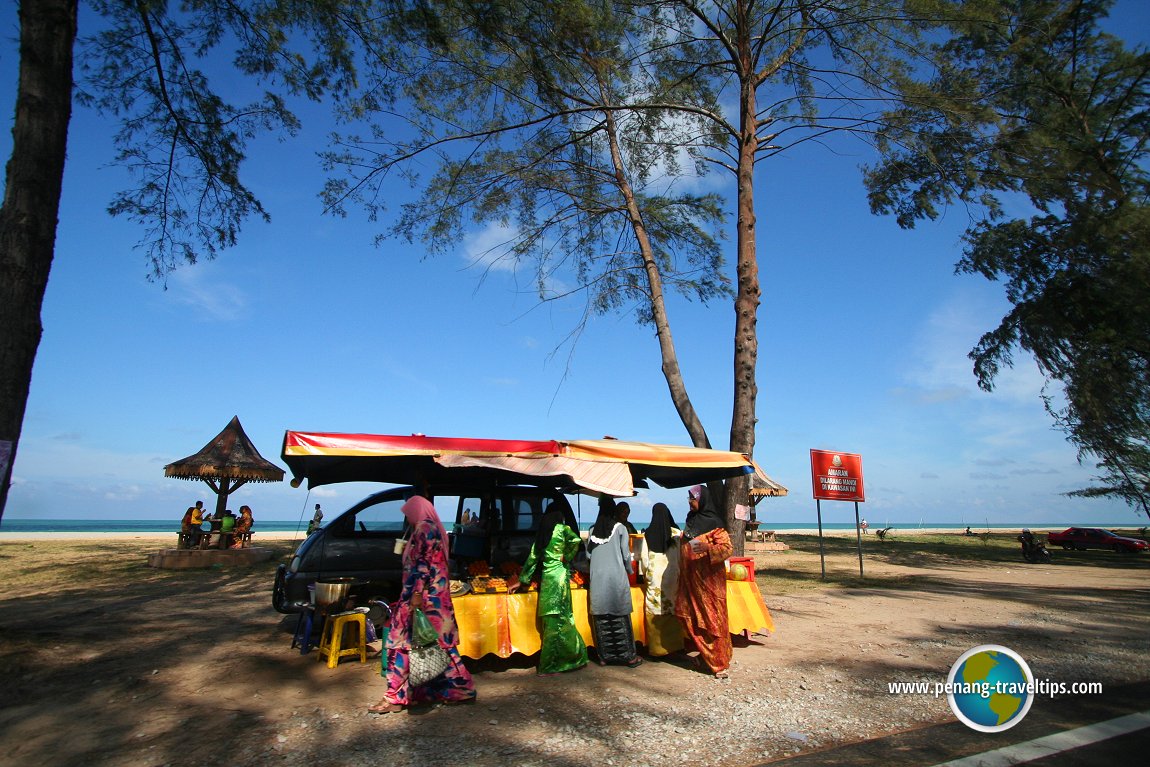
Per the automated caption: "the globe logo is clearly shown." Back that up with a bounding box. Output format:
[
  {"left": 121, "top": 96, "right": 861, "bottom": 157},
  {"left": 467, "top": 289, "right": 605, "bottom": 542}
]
[{"left": 947, "top": 644, "right": 1035, "bottom": 732}]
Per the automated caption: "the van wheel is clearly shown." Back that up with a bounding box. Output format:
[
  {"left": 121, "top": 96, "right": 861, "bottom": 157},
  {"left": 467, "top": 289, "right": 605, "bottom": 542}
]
[{"left": 272, "top": 564, "right": 289, "bottom": 613}]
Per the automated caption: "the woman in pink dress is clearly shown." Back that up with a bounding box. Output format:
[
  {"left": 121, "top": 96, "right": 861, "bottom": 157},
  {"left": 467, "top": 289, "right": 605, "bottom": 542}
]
[{"left": 369, "top": 493, "right": 475, "bottom": 713}]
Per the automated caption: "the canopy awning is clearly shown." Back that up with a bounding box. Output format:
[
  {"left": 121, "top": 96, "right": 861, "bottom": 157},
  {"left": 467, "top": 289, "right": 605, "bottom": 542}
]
[{"left": 281, "top": 431, "right": 769, "bottom": 497}]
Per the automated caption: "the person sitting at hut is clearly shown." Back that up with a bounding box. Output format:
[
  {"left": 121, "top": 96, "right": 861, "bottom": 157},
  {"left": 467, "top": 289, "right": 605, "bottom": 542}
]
[
  {"left": 219, "top": 509, "right": 237, "bottom": 548},
  {"left": 185, "top": 501, "right": 206, "bottom": 547},
  {"left": 231, "top": 506, "right": 254, "bottom": 548},
  {"left": 179, "top": 505, "right": 195, "bottom": 548}
]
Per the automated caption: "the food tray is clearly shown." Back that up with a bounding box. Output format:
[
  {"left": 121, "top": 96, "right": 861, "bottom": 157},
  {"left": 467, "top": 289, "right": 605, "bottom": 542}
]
[{"left": 470, "top": 577, "right": 508, "bottom": 593}]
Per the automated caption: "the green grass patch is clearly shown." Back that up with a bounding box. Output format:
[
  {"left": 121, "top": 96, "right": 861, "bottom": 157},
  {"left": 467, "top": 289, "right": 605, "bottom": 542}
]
[{"left": 752, "top": 530, "right": 1150, "bottom": 596}]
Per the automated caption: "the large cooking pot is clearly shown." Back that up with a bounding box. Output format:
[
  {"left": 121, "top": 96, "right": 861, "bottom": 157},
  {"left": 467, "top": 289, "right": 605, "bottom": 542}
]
[{"left": 314, "top": 577, "right": 357, "bottom": 611}]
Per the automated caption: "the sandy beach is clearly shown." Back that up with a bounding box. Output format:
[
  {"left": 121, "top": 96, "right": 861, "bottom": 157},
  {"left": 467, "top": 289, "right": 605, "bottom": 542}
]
[
  {"left": 0, "top": 530, "right": 306, "bottom": 541},
  {"left": 0, "top": 525, "right": 1056, "bottom": 542},
  {"left": 2, "top": 529, "right": 1148, "bottom": 767}
]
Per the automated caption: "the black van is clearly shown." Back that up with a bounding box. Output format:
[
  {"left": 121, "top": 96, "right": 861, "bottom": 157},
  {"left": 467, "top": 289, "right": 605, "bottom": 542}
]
[{"left": 272, "top": 483, "right": 582, "bottom": 613}]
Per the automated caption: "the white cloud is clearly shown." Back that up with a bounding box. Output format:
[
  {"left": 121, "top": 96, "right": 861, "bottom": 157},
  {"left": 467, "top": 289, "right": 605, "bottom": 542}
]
[
  {"left": 166, "top": 262, "right": 249, "bottom": 321},
  {"left": 903, "top": 288, "right": 1051, "bottom": 406},
  {"left": 461, "top": 223, "right": 522, "bottom": 274}
]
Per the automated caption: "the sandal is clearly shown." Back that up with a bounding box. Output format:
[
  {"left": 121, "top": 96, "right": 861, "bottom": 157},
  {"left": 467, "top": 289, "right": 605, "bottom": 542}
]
[
  {"left": 367, "top": 702, "right": 404, "bottom": 714},
  {"left": 626, "top": 657, "right": 644, "bottom": 668}
]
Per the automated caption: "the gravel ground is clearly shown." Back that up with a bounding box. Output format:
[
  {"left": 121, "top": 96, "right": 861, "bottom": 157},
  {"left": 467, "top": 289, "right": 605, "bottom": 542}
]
[{"left": 1, "top": 540, "right": 1148, "bottom": 767}]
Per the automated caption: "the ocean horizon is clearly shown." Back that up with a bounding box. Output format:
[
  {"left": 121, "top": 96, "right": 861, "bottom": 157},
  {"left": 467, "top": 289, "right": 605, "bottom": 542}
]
[{"left": 1, "top": 518, "right": 1141, "bottom": 534}]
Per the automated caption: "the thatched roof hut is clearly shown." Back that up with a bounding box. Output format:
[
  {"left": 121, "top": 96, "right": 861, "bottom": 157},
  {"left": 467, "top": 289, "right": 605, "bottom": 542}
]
[
  {"left": 748, "top": 472, "right": 789, "bottom": 505},
  {"left": 165, "top": 416, "right": 284, "bottom": 517}
]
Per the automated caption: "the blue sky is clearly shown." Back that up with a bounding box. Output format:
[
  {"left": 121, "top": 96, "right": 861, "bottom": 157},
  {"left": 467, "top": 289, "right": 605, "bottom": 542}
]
[{"left": 2, "top": 2, "right": 1147, "bottom": 527}]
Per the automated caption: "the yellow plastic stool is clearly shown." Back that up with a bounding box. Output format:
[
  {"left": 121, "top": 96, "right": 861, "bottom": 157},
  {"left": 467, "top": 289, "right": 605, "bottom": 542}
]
[{"left": 317, "top": 611, "right": 367, "bottom": 668}]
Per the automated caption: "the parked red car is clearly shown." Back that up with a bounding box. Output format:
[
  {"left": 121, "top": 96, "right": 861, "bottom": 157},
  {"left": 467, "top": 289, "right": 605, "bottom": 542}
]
[{"left": 1046, "top": 527, "right": 1149, "bottom": 553}]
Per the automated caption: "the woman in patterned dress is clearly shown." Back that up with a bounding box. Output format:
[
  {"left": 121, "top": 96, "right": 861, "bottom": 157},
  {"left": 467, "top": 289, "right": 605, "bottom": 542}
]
[
  {"left": 369, "top": 493, "right": 476, "bottom": 713},
  {"left": 229, "top": 505, "right": 253, "bottom": 548},
  {"left": 508, "top": 499, "right": 588, "bottom": 676},
  {"left": 675, "top": 485, "right": 734, "bottom": 677}
]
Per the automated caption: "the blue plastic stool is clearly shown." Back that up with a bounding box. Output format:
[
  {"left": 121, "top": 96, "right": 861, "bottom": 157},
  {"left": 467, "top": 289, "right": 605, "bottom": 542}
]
[{"left": 291, "top": 606, "right": 317, "bottom": 654}]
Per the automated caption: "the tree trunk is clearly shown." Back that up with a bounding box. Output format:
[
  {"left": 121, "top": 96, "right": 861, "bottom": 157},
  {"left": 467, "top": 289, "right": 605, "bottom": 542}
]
[
  {"left": 600, "top": 87, "right": 712, "bottom": 450},
  {"left": 726, "top": 5, "right": 763, "bottom": 556},
  {"left": 0, "top": 0, "right": 78, "bottom": 521}
]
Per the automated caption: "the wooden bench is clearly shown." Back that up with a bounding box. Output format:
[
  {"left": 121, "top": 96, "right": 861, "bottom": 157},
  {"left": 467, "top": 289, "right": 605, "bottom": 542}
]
[
  {"left": 744, "top": 526, "right": 776, "bottom": 543},
  {"left": 176, "top": 530, "right": 253, "bottom": 549}
]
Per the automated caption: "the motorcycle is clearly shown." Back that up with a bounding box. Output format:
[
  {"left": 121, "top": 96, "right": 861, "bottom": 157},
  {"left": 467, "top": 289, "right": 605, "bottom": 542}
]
[{"left": 1019, "top": 530, "right": 1052, "bottom": 563}]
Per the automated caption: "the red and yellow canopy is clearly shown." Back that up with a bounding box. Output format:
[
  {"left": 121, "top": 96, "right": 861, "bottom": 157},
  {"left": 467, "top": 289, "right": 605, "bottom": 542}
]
[{"left": 282, "top": 431, "right": 768, "bottom": 496}]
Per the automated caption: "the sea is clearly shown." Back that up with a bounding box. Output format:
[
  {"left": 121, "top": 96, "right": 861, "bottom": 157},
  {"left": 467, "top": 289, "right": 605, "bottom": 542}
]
[{"left": 0, "top": 518, "right": 1131, "bottom": 534}]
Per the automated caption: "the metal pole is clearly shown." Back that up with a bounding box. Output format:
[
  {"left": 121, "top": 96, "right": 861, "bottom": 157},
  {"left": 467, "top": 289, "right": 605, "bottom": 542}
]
[
  {"left": 817, "top": 499, "right": 826, "bottom": 579},
  {"left": 854, "top": 501, "right": 864, "bottom": 578}
]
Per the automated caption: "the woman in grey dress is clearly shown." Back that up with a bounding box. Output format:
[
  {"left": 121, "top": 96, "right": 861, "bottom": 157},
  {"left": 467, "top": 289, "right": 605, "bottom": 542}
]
[{"left": 587, "top": 497, "right": 642, "bottom": 667}]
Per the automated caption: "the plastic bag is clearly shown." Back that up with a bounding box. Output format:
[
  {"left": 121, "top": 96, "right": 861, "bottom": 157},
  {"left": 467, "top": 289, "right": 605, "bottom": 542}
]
[{"left": 412, "top": 607, "right": 439, "bottom": 647}]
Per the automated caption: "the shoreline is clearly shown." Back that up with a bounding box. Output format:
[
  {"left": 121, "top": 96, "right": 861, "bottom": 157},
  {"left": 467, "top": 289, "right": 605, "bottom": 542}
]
[
  {"left": 0, "top": 531, "right": 307, "bottom": 542},
  {"left": 0, "top": 526, "right": 1067, "bottom": 543}
]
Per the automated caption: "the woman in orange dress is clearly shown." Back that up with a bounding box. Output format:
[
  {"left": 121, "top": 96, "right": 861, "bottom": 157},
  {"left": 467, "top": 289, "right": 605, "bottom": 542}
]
[
  {"left": 674, "top": 485, "right": 733, "bottom": 677},
  {"left": 230, "top": 506, "right": 254, "bottom": 548}
]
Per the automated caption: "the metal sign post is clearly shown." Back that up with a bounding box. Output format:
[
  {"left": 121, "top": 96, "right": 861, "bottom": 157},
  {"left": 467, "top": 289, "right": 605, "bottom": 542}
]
[
  {"left": 853, "top": 501, "right": 864, "bottom": 577},
  {"left": 810, "top": 449, "right": 866, "bottom": 580},
  {"left": 816, "top": 499, "right": 826, "bottom": 579}
]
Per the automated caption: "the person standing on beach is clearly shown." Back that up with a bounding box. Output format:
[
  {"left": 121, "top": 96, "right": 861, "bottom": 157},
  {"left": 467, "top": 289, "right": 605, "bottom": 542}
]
[
  {"left": 508, "top": 498, "right": 588, "bottom": 676},
  {"left": 370, "top": 492, "right": 475, "bottom": 713},
  {"left": 675, "top": 484, "right": 733, "bottom": 678},
  {"left": 307, "top": 503, "right": 323, "bottom": 535},
  {"left": 587, "top": 497, "right": 642, "bottom": 667}
]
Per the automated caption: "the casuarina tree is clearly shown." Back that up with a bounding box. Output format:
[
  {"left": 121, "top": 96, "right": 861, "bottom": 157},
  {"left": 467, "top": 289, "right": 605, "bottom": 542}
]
[{"left": 865, "top": 0, "right": 1150, "bottom": 517}]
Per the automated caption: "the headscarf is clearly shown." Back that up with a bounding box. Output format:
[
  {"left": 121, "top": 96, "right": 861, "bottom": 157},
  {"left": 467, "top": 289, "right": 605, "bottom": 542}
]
[
  {"left": 588, "top": 496, "right": 620, "bottom": 551},
  {"left": 616, "top": 501, "right": 638, "bottom": 535},
  {"left": 532, "top": 502, "right": 574, "bottom": 584},
  {"left": 683, "top": 484, "right": 724, "bottom": 540},
  {"left": 549, "top": 493, "right": 579, "bottom": 533},
  {"left": 644, "top": 502, "right": 679, "bottom": 554},
  {"left": 400, "top": 494, "right": 449, "bottom": 556}
]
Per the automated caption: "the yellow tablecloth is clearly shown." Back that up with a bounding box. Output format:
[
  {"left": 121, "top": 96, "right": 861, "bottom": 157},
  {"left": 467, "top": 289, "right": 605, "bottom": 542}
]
[{"left": 452, "top": 580, "right": 773, "bottom": 660}]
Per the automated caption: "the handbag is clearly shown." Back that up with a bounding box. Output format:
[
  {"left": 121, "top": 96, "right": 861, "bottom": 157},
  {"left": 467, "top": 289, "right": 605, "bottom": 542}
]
[
  {"left": 407, "top": 607, "right": 450, "bottom": 687},
  {"left": 408, "top": 643, "right": 451, "bottom": 687}
]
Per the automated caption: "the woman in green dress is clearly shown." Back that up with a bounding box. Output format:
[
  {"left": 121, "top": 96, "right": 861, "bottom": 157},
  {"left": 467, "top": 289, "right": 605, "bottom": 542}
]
[{"left": 508, "top": 499, "right": 588, "bottom": 676}]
